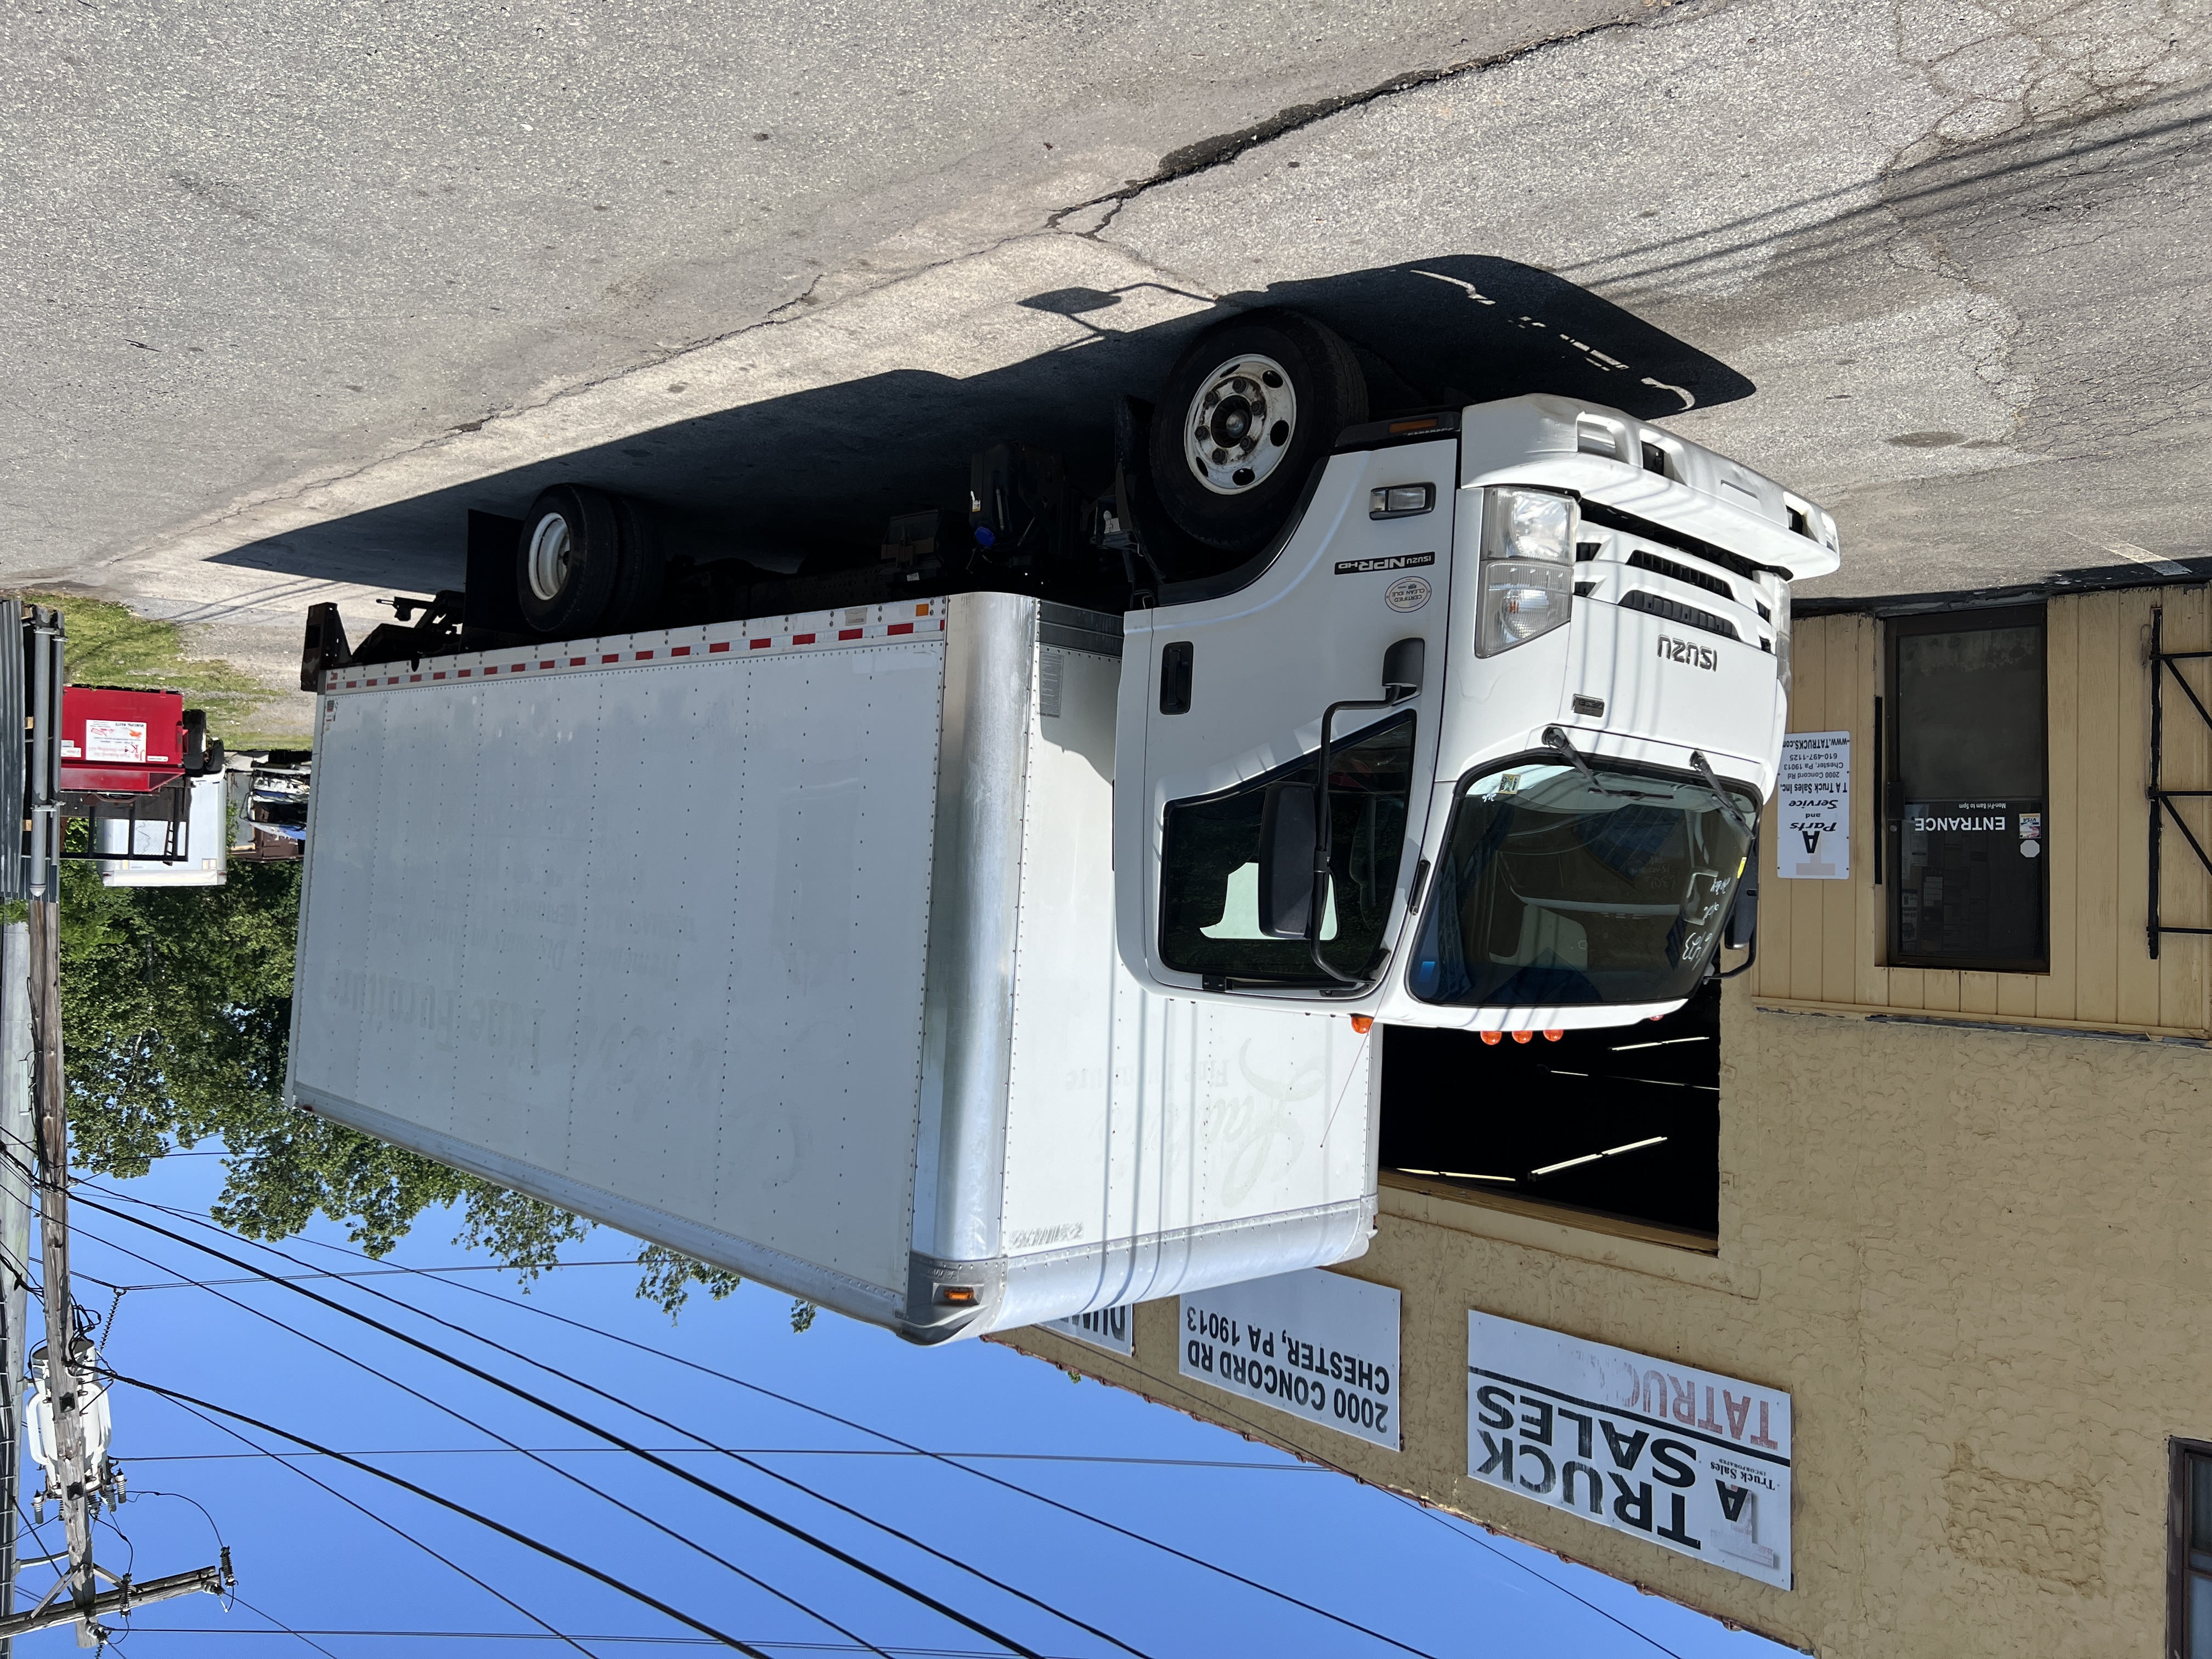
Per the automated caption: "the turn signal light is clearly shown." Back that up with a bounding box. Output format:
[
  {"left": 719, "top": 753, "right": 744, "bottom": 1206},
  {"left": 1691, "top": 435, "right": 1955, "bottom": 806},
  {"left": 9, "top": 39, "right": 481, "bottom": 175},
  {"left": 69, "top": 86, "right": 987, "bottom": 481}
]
[
  {"left": 1480, "top": 1031, "right": 1503, "bottom": 1046},
  {"left": 1350, "top": 1014, "right": 1374, "bottom": 1034},
  {"left": 939, "top": 1286, "right": 977, "bottom": 1305}
]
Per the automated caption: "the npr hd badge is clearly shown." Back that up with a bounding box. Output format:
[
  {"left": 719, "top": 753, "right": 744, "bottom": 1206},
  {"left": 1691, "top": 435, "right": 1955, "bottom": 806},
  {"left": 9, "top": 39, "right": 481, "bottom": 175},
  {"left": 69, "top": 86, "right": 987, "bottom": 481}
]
[{"left": 1385, "top": 575, "right": 1432, "bottom": 613}]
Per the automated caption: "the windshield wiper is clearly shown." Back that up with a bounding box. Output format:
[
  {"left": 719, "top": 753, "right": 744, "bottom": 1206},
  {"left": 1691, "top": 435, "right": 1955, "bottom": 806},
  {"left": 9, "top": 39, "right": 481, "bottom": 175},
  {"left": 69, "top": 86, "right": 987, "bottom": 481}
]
[
  {"left": 1690, "top": 750, "right": 1753, "bottom": 838},
  {"left": 1542, "top": 726, "right": 1616, "bottom": 797}
]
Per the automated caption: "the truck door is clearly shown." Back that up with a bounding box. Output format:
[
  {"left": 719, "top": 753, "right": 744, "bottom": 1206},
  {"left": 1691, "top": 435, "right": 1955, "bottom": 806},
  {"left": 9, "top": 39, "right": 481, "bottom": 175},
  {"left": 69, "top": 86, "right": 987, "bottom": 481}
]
[{"left": 1122, "top": 434, "right": 1460, "bottom": 1002}]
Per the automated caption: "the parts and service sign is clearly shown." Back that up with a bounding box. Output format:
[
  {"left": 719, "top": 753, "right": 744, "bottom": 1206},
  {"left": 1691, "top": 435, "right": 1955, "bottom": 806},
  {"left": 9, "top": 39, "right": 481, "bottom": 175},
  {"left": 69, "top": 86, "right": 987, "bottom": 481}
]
[
  {"left": 1181, "top": 1269, "right": 1400, "bottom": 1449},
  {"left": 1467, "top": 1311, "right": 1792, "bottom": 1588},
  {"left": 1776, "top": 730, "right": 1850, "bottom": 879}
]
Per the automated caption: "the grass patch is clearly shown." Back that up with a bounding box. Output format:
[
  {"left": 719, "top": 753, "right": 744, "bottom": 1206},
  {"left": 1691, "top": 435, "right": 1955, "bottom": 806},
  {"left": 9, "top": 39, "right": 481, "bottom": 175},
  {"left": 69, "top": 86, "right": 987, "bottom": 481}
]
[{"left": 13, "top": 592, "right": 295, "bottom": 748}]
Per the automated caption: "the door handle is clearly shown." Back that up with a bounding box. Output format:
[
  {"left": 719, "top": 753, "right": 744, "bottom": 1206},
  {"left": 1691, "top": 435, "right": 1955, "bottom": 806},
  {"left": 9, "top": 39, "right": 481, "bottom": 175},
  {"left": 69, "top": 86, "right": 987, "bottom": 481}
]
[{"left": 1159, "top": 641, "right": 1193, "bottom": 715}]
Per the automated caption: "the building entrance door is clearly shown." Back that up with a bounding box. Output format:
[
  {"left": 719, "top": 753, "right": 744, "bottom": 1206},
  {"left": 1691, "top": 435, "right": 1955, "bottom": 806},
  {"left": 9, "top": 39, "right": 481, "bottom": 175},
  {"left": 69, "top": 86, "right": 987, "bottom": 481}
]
[{"left": 1886, "top": 605, "right": 2048, "bottom": 970}]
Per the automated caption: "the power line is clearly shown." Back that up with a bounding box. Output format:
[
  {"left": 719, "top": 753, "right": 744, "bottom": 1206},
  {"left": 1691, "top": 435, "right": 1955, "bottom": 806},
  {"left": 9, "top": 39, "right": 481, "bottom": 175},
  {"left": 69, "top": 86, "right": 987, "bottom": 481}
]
[
  {"left": 81, "top": 1184, "right": 1436, "bottom": 1659},
  {"left": 72, "top": 1197, "right": 1065, "bottom": 1659},
  {"left": 141, "top": 1386, "right": 598, "bottom": 1658},
  {"left": 80, "top": 1217, "right": 1111, "bottom": 1659},
  {"left": 84, "top": 1177, "right": 1679, "bottom": 1658},
  {"left": 101, "top": 1223, "right": 1152, "bottom": 1659},
  {"left": 74, "top": 1221, "right": 895, "bottom": 1659},
  {"left": 227, "top": 1590, "right": 346, "bottom": 1659},
  {"left": 110, "top": 1641, "right": 1079, "bottom": 1655},
  {"left": 75, "top": 1262, "right": 641, "bottom": 1293},
  {"left": 119, "top": 1449, "right": 1318, "bottom": 1471},
  {"left": 106, "top": 1372, "right": 778, "bottom": 1659},
  {"left": 410, "top": 1242, "right": 1679, "bottom": 1656},
  {"left": 1045, "top": 1366, "right": 1690, "bottom": 1659}
]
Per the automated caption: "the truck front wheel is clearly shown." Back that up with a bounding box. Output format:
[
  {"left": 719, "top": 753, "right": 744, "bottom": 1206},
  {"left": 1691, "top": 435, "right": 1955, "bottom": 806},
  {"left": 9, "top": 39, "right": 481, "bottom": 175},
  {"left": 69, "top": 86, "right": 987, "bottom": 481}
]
[
  {"left": 1147, "top": 309, "right": 1367, "bottom": 553},
  {"left": 517, "top": 485, "right": 622, "bottom": 637}
]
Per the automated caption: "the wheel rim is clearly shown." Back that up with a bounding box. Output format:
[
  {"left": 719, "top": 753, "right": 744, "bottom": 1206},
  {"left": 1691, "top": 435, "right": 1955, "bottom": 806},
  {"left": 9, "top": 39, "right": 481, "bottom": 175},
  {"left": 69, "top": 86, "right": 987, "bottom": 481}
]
[
  {"left": 527, "top": 512, "right": 573, "bottom": 602},
  {"left": 1181, "top": 352, "right": 1299, "bottom": 496}
]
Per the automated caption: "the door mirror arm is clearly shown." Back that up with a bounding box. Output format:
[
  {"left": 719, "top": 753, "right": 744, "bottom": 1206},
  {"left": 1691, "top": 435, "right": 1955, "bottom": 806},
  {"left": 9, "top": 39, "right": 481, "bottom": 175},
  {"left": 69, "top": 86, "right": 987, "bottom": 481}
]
[{"left": 1304, "top": 637, "right": 1429, "bottom": 990}]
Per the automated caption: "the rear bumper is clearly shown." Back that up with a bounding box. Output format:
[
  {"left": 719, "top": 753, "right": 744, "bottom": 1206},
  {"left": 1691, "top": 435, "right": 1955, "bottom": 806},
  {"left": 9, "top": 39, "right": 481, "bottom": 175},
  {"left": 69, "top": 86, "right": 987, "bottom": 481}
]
[{"left": 913, "top": 1192, "right": 1380, "bottom": 1345}]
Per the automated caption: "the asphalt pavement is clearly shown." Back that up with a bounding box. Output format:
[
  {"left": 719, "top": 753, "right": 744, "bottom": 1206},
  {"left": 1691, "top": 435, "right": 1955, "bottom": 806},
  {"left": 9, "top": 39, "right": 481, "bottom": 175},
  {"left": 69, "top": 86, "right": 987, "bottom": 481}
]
[{"left": 5, "top": 0, "right": 2207, "bottom": 730}]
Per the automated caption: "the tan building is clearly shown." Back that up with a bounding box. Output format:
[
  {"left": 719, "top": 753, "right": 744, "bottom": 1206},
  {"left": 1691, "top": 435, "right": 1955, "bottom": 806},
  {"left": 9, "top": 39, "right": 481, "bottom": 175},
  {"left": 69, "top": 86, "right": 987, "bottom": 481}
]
[{"left": 1000, "top": 582, "right": 2212, "bottom": 1657}]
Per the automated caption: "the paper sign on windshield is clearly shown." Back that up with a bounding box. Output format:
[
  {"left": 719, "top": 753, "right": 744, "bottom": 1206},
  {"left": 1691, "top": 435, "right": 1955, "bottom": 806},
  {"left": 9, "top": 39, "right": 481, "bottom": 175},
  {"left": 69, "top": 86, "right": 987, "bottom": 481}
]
[
  {"left": 1468, "top": 1310, "right": 1792, "bottom": 1588},
  {"left": 1776, "top": 731, "right": 1849, "bottom": 879}
]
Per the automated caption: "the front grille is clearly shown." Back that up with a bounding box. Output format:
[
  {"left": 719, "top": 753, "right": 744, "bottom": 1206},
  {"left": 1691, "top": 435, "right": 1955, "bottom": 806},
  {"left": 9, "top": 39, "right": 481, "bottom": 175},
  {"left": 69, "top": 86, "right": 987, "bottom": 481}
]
[
  {"left": 1620, "top": 589, "right": 1741, "bottom": 642},
  {"left": 1580, "top": 500, "right": 1787, "bottom": 583},
  {"left": 1627, "top": 550, "right": 1734, "bottom": 603}
]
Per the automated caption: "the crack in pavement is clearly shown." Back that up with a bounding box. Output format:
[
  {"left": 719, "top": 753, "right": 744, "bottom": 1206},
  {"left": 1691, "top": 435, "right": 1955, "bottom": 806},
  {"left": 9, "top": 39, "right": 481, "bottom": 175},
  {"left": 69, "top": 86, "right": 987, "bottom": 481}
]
[{"left": 1045, "top": 0, "right": 1718, "bottom": 235}]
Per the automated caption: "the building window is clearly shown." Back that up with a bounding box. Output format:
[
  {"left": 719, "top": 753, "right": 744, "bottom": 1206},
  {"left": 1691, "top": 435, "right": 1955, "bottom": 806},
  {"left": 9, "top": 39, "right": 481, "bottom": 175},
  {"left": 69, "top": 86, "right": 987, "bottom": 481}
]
[
  {"left": 1885, "top": 605, "right": 2049, "bottom": 970},
  {"left": 1379, "top": 979, "right": 1719, "bottom": 1238},
  {"left": 2171, "top": 1440, "right": 2212, "bottom": 1656}
]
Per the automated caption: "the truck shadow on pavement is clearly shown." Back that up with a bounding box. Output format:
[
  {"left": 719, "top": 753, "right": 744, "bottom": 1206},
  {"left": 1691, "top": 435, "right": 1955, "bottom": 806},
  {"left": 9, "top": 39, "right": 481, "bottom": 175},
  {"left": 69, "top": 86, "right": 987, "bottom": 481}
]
[{"left": 212, "top": 255, "right": 1756, "bottom": 594}]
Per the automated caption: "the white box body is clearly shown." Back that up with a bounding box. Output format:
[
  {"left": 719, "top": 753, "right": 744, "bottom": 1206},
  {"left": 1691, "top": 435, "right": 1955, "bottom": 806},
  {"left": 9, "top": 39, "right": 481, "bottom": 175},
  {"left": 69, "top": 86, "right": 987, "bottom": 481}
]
[
  {"left": 95, "top": 772, "right": 228, "bottom": 887},
  {"left": 287, "top": 594, "right": 1377, "bottom": 1342}
]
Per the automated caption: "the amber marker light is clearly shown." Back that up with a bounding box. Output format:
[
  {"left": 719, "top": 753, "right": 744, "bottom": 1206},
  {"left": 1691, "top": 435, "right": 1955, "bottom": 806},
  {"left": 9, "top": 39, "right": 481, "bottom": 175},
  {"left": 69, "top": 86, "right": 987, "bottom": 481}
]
[
  {"left": 1480, "top": 1031, "right": 1503, "bottom": 1046},
  {"left": 1544, "top": 1029, "right": 1564, "bottom": 1042},
  {"left": 1511, "top": 1030, "right": 1533, "bottom": 1044},
  {"left": 1350, "top": 1014, "right": 1374, "bottom": 1034}
]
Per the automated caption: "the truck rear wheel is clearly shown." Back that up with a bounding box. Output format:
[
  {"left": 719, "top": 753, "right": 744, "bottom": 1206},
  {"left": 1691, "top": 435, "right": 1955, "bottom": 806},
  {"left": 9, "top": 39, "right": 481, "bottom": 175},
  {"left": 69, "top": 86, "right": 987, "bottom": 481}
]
[
  {"left": 1147, "top": 309, "right": 1367, "bottom": 554},
  {"left": 602, "top": 494, "right": 666, "bottom": 633},
  {"left": 517, "top": 485, "right": 621, "bottom": 637}
]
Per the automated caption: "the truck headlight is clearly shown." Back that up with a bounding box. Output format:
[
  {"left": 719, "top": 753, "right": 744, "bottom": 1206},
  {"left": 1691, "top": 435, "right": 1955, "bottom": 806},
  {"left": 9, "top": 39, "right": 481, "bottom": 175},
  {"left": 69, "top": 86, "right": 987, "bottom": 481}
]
[
  {"left": 1477, "top": 487, "right": 1578, "bottom": 657},
  {"left": 1757, "top": 571, "right": 1793, "bottom": 692}
]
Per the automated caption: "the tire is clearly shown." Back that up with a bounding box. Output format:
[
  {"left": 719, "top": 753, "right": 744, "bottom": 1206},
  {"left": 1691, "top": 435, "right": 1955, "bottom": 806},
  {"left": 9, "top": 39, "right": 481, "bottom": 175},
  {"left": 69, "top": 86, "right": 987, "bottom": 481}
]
[
  {"left": 1147, "top": 309, "right": 1367, "bottom": 553},
  {"left": 516, "top": 484, "right": 621, "bottom": 638},
  {"left": 603, "top": 494, "right": 666, "bottom": 633}
]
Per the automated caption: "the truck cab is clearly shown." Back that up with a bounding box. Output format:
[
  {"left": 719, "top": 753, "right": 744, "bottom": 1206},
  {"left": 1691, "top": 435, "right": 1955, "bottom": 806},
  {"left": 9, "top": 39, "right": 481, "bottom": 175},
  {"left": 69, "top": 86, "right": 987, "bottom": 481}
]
[{"left": 1117, "top": 393, "right": 1841, "bottom": 1032}]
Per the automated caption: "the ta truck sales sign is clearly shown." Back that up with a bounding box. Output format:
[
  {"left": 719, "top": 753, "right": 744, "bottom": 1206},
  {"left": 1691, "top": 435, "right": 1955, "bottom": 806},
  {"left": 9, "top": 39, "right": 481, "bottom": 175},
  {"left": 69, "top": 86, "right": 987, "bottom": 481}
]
[
  {"left": 1182, "top": 1269, "right": 1400, "bottom": 1449},
  {"left": 1467, "top": 1311, "right": 1792, "bottom": 1589}
]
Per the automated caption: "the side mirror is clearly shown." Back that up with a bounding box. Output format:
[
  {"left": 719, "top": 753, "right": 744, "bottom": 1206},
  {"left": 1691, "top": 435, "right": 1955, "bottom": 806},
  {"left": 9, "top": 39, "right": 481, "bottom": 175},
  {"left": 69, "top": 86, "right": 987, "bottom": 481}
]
[
  {"left": 1257, "top": 780, "right": 1319, "bottom": 939},
  {"left": 1725, "top": 837, "right": 1760, "bottom": 952},
  {"left": 1383, "top": 636, "right": 1425, "bottom": 703}
]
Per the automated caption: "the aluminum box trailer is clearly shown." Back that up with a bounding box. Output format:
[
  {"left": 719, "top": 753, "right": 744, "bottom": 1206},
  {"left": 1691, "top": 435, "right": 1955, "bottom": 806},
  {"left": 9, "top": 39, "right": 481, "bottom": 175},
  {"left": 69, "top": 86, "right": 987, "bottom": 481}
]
[{"left": 287, "top": 593, "right": 1376, "bottom": 1344}]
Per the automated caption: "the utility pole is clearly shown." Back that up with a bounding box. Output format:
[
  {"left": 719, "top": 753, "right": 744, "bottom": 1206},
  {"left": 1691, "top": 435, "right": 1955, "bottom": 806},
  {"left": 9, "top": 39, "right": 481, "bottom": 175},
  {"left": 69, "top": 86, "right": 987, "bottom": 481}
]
[
  {"left": 0, "top": 917, "right": 35, "bottom": 1659},
  {"left": 28, "top": 893, "right": 98, "bottom": 1645},
  {"left": 0, "top": 603, "right": 230, "bottom": 1649}
]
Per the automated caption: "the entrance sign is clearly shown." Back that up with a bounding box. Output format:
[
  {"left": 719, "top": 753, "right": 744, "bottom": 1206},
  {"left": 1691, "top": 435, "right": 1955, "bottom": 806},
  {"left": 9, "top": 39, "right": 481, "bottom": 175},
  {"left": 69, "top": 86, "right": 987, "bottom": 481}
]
[
  {"left": 1040, "top": 1304, "right": 1133, "bottom": 1356},
  {"left": 1467, "top": 1310, "right": 1792, "bottom": 1589},
  {"left": 1776, "top": 731, "right": 1850, "bottom": 879},
  {"left": 1182, "top": 1269, "right": 1400, "bottom": 1449}
]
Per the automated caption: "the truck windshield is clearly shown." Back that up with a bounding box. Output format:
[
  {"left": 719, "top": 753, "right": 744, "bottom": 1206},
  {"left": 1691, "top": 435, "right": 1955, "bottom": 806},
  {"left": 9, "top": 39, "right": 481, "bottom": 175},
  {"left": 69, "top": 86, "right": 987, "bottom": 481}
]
[
  {"left": 1407, "top": 761, "right": 1754, "bottom": 1008},
  {"left": 1159, "top": 714, "right": 1414, "bottom": 985}
]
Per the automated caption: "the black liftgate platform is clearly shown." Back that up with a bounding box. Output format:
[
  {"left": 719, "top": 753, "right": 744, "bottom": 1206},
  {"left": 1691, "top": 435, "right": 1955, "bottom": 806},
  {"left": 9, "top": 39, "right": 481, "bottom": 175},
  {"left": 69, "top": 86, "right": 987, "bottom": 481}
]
[{"left": 2147, "top": 606, "right": 2212, "bottom": 958}]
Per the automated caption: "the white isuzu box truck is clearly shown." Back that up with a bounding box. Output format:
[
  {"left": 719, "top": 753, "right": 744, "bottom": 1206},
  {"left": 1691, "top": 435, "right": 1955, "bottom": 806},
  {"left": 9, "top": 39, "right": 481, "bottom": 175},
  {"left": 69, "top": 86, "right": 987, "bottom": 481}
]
[{"left": 290, "top": 306, "right": 1838, "bottom": 1342}]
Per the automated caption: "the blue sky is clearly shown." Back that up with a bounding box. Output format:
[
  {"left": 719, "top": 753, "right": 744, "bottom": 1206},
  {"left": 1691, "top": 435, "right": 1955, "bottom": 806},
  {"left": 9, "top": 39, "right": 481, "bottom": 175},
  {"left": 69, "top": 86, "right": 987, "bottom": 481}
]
[{"left": 19, "top": 1152, "right": 1791, "bottom": 1659}]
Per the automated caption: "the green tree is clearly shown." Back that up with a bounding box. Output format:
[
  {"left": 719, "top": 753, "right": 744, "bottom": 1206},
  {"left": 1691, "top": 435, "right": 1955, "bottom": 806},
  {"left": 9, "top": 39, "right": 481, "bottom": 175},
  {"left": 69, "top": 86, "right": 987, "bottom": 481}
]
[{"left": 59, "top": 855, "right": 782, "bottom": 1321}]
